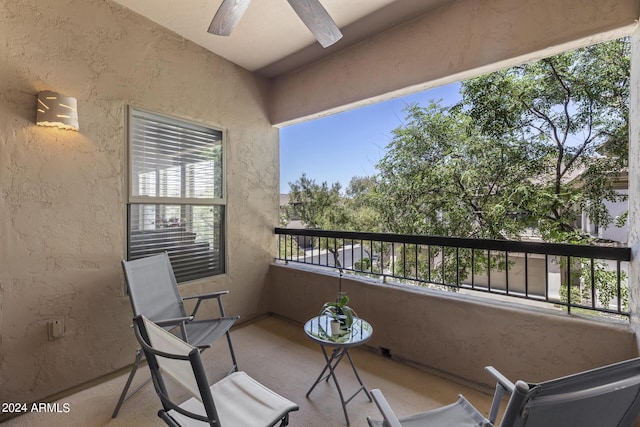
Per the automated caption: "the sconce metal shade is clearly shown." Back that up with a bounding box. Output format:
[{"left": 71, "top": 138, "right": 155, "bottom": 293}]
[{"left": 37, "top": 91, "right": 79, "bottom": 131}]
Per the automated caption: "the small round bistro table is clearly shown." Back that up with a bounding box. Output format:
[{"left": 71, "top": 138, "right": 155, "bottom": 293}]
[{"left": 304, "top": 315, "right": 373, "bottom": 426}]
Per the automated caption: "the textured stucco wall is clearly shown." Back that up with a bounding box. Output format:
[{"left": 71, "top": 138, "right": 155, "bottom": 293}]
[
  {"left": 268, "top": 264, "right": 638, "bottom": 388},
  {"left": 270, "top": 0, "right": 639, "bottom": 126},
  {"left": 0, "top": 0, "right": 278, "bottom": 406}
]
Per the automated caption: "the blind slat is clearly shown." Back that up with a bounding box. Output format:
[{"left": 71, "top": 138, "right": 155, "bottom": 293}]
[{"left": 128, "top": 108, "right": 225, "bottom": 282}]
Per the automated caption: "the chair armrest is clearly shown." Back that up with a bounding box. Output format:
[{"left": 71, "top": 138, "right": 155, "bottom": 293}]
[
  {"left": 154, "top": 316, "right": 194, "bottom": 327},
  {"left": 184, "top": 291, "right": 232, "bottom": 318},
  {"left": 485, "top": 366, "right": 515, "bottom": 392},
  {"left": 370, "top": 389, "right": 403, "bottom": 427},
  {"left": 182, "top": 290, "right": 229, "bottom": 301},
  {"left": 485, "top": 366, "right": 515, "bottom": 423}
]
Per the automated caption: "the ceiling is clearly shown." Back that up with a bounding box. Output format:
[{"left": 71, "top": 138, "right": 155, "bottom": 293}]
[{"left": 110, "top": 0, "right": 454, "bottom": 78}]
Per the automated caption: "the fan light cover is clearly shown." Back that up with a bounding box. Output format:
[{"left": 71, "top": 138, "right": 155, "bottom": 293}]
[{"left": 37, "top": 91, "right": 79, "bottom": 131}]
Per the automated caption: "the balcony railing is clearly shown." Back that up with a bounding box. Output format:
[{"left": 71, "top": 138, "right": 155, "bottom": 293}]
[{"left": 275, "top": 228, "right": 632, "bottom": 317}]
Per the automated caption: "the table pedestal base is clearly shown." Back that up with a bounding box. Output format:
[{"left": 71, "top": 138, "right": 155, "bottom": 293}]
[{"left": 306, "top": 345, "right": 372, "bottom": 426}]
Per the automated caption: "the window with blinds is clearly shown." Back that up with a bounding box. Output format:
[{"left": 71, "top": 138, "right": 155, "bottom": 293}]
[{"left": 127, "top": 108, "right": 225, "bottom": 282}]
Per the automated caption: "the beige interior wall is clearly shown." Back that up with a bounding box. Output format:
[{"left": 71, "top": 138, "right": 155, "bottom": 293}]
[
  {"left": 0, "top": 0, "right": 278, "bottom": 407},
  {"left": 268, "top": 264, "right": 638, "bottom": 388},
  {"left": 269, "top": 0, "right": 640, "bottom": 126}
]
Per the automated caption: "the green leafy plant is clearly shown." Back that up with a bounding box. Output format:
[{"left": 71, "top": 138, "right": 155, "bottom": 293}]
[{"left": 319, "top": 292, "right": 356, "bottom": 329}]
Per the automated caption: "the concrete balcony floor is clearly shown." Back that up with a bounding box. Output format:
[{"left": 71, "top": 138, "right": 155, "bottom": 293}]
[{"left": 4, "top": 315, "right": 495, "bottom": 427}]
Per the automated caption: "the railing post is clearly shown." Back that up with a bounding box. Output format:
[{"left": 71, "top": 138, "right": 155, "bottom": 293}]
[{"left": 566, "top": 256, "right": 572, "bottom": 314}]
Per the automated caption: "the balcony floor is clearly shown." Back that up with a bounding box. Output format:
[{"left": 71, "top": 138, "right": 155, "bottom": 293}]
[{"left": 5, "top": 315, "right": 496, "bottom": 427}]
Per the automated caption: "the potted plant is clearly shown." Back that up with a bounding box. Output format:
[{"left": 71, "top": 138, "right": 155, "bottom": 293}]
[{"left": 319, "top": 270, "right": 356, "bottom": 335}]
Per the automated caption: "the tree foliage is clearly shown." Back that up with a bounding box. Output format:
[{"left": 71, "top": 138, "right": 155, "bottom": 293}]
[
  {"left": 286, "top": 173, "right": 348, "bottom": 230},
  {"left": 458, "top": 38, "right": 629, "bottom": 242},
  {"left": 374, "top": 38, "right": 629, "bottom": 244},
  {"left": 286, "top": 174, "right": 382, "bottom": 267},
  {"left": 373, "top": 102, "right": 536, "bottom": 240}
]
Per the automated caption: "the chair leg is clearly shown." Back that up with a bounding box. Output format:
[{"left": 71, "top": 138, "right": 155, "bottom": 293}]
[
  {"left": 111, "top": 348, "right": 149, "bottom": 418},
  {"left": 278, "top": 413, "right": 290, "bottom": 426},
  {"left": 225, "top": 330, "right": 239, "bottom": 375}
]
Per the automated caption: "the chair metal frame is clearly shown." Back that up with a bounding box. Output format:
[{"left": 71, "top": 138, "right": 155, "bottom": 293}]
[
  {"left": 132, "top": 315, "right": 298, "bottom": 427},
  {"left": 368, "top": 358, "right": 640, "bottom": 427},
  {"left": 112, "top": 252, "right": 239, "bottom": 418}
]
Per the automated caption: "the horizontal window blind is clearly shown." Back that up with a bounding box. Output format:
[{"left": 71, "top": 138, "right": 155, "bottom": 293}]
[
  {"left": 127, "top": 204, "right": 225, "bottom": 282},
  {"left": 127, "top": 108, "right": 225, "bottom": 282},
  {"left": 130, "top": 110, "right": 223, "bottom": 200}
]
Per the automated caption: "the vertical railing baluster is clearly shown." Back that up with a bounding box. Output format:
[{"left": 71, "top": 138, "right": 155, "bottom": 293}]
[
  {"left": 415, "top": 244, "right": 419, "bottom": 282},
  {"left": 441, "top": 246, "right": 445, "bottom": 286},
  {"left": 456, "top": 247, "right": 460, "bottom": 287},
  {"left": 403, "top": 243, "right": 407, "bottom": 281},
  {"left": 380, "top": 240, "right": 384, "bottom": 280},
  {"left": 505, "top": 251, "right": 509, "bottom": 295},
  {"left": 590, "top": 258, "right": 596, "bottom": 309},
  {"left": 471, "top": 249, "right": 475, "bottom": 289},
  {"left": 391, "top": 242, "right": 396, "bottom": 278},
  {"left": 286, "top": 235, "right": 290, "bottom": 262},
  {"left": 524, "top": 252, "right": 529, "bottom": 297},
  {"left": 327, "top": 237, "right": 331, "bottom": 267},
  {"left": 567, "top": 256, "right": 572, "bottom": 314},
  {"left": 545, "top": 254, "right": 549, "bottom": 302},
  {"left": 350, "top": 239, "right": 354, "bottom": 272},
  {"left": 617, "top": 260, "right": 622, "bottom": 313},
  {"left": 428, "top": 245, "right": 432, "bottom": 283},
  {"left": 487, "top": 250, "right": 491, "bottom": 292},
  {"left": 370, "top": 240, "right": 374, "bottom": 275}
]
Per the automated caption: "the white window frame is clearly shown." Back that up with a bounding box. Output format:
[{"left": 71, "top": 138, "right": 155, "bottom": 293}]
[{"left": 126, "top": 106, "right": 226, "bottom": 282}]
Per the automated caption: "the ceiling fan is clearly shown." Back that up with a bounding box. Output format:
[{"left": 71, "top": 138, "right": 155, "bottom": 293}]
[{"left": 208, "top": 0, "right": 343, "bottom": 48}]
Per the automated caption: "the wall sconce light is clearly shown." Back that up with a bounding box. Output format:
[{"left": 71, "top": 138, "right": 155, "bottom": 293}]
[{"left": 36, "top": 91, "right": 79, "bottom": 131}]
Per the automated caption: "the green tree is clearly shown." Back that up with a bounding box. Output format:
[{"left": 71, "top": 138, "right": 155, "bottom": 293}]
[
  {"left": 374, "top": 102, "right": 536, "bottom": 240},
  {"left": 286, "top": 173, "right": 348, "bottom": 230},
  {"left": 285, "top": 174, "right": 350, "bottom": 267},
  {"left": 459, "top": 37, "right": 629, "bottom": 242},
  {"left": 375, "top": 38, "right": 629, "bottom": 244},
  {"left": 285, "top": 174, "right": 382, "bottom": 269},
  {"left": 345, "top": 176, "right": 382, "bottom": 232}
]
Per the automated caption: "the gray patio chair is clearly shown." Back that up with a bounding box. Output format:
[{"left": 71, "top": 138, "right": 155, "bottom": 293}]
[
  {"left": 367, "top": 357, "right": 640, "bottom": 427},
  {"left": 112, "top": 252, "right": 239, "bottom": 418},
  {"left": 133, "top": 314, "right": 299, "bottom": 426}
]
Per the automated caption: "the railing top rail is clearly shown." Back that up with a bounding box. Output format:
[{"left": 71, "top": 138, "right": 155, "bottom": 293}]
[{"left": 274, "top": 227, "right": 631, "bottom": 261}]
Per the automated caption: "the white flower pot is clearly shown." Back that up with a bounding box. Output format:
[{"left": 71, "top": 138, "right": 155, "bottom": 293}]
[{"left": 330, "top": 320, "right": 341, "bottom": 336}]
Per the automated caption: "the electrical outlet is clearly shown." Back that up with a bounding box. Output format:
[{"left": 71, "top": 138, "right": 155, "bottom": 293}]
[{"left": 48, "top": 319, "right": 65, "bottom": 340}]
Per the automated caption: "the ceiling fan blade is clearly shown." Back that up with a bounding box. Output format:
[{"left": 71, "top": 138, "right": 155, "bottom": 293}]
[
  {"left": 208, "top": 0, "right": 252, "bottom": 36},
  {"left": 287, "top": 0, "right": 343, "bottom": 48}
]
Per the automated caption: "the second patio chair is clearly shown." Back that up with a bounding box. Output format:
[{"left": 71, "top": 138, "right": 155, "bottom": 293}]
[
  {"left": 367, "top": 357, "right": 640, "bottom": 427},
  {"left": 112, "top": 252, "right": 239, "bottom": 418},
  {"left": 133, "top": 314, "right": 298, "bottom": 427}
]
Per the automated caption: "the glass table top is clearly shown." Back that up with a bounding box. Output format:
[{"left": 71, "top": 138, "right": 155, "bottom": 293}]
[{"left": 304, "top": 315, "right": 373, "bottom": 347}]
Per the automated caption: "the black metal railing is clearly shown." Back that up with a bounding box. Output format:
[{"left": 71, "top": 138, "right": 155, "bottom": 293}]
[{"left": 275, "top": 228, "right": 631, "bottom": 317}]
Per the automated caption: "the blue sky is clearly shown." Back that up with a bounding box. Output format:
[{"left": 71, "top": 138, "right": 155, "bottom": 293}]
[{"left": 280, "top": 82, "right": 462, "bottom": 193}]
